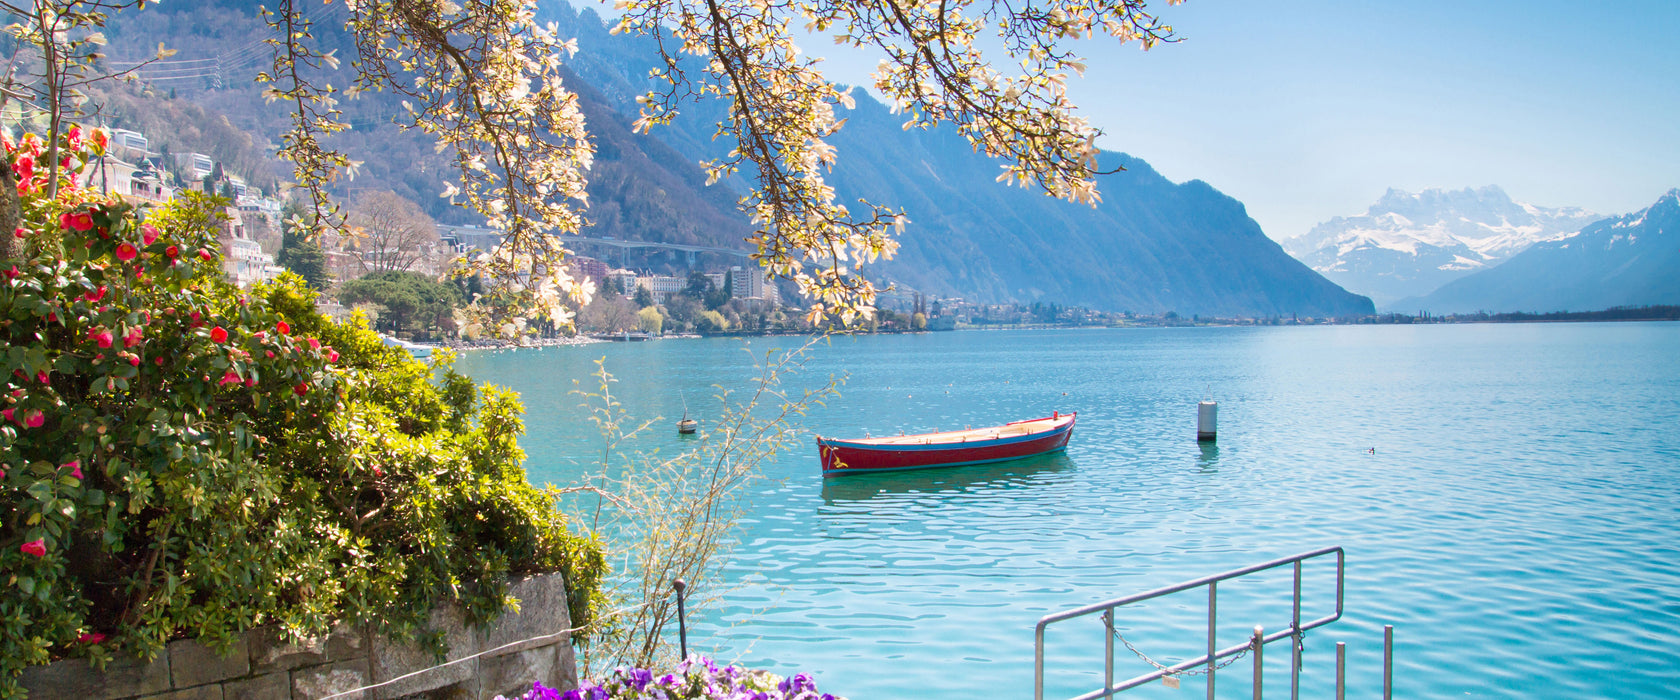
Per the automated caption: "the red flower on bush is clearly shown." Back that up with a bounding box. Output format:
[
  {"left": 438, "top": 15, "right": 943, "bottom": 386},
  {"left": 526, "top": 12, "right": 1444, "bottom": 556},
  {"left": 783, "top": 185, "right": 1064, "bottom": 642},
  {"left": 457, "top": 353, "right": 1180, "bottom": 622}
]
[
  {"left": 294, "top": 382, "right": 309, "bottom": 397},
  {"left": 36, "top": 370, "right": 48, "bottom": 384},
  {"left": 12, "top": 154, "right": 33, "bottom": 185},
  {"left": 84, "top": 286, "right": 106, "bottom": 302},
  {"left": 115, "top": 243, "right": 138, "bottom": 262},
  {"left": 308, "top": 338, "right": 321, "bottom": 350},
  {"left": 276, "top": 321, "right": 290, "bottom": 335},
  {"left": 59, "top": 210, "right": 93, "bottom": 232},
  {"left": 210, "top": 326, "right": 228, "bottom": 343},
  {"left": 77, "top": 633, "right": 106, "bottom": 645},
  {"left": 66, "top": 126, "right": 83, "bottom": 149},
  {"left": 25, "top": 410, "right": 42, "bottom": 428},
  {"left": 20, "top": 540, "right": 45, "bottom": 557},
  {"left": 218, "top": 371, "right": 241, "bottom": 387},
  {"left": 12, "top": 226, "right": 24, "bottom": 239},
  {"left": 3, "top": 266, "right": 16, "bottom": 280},
  {"left": 198, "top": 249, "right": 213, "bottom": 262},
  {"left": 142, "top": 224, "right": 159, "bottom": 245},
  {"left": 1, "top": 408, "right": 12, "bottom": 423},
  {"left": 326, "top": 348, "right": 340, "bottom": 363},
  {"left": 124, "top": 328, "right": 143, "bottom": 348},
  {"left": 89, "top": 328, "right": 114, "bottom": 348},
  {"left": 64, "top": 461, "right": 82, "bottom": 480},
  {"left": 165, "top": 245, "right": 179, "bottom": 258}
]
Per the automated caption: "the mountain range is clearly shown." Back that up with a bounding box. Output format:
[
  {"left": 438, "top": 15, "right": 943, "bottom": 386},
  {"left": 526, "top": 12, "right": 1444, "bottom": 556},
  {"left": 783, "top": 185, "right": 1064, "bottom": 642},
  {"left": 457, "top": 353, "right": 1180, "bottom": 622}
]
[
  {"left": 1282, "top": 186, "right": 1600, "bottom": 309},
  {"left": 540, "top": 3, "right": 1372, "bottom": 318},
  {"left": 1395, "top": 190, "right": 1680, "bottom": 314}
]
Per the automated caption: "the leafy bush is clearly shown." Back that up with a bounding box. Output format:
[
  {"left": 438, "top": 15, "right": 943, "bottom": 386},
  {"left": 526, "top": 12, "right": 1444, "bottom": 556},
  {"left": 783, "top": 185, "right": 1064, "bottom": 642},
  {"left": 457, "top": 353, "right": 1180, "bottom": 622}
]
[
  {"left": 502, "top": 657, "right": 844, "bottom": 700},
  {"left": 0, "top": 128, "right": 603, "bottom": 696}
]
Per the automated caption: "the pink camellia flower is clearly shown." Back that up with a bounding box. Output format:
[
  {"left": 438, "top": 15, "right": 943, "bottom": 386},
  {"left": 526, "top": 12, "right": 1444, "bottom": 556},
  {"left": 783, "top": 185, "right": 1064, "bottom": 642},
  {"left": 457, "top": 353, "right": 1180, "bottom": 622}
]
[
  {"left": 164, "top": 244, "right": 179, "bottom": 259},
  {"left": 127, "top": 355, "right": 140, "bottom": 367},
  {"left": 294, "top": 382, "right": 309, "bottom": 397},
  {"left": 244, "top": 377, "right": 258, "bottom": 388},
  {"left": 47, "top": 311, "right": 57, "bottom": 323},
  {"left": 265, "top": 351, "right": 275, "bottom": 359},
  {"left": 308, "top": 338, "right": 321, "bottom": 350},
  {"left": 276, "top": 321, "right": 291, "bottom": 335},
  {"left": 67, "top": 125, "right": 83, "bottom": 148},
  {"left": 253, "top": 331, "right": 266, "bottom": 341},
  {"left": 64, "top": 461, "right": 81, "bottom": 480},
  {"left": 89, "top": 328, "right": 114, "bottom": 349},
  {"left": 218, "top": 370, "right": 241, "bottom": 387},
  {"left": 84, "top": 286, "right": 106, "bottom": 302},
  {"left": 90, "top": 129, "right": 108, "bottom": 150},
  {"left": 141, "top": 224, "right": 159, "bottom": 245},
  {"left": 2, "top": 266, "right": 16, "bottom": 279},
  {"left": 36, "top": 370, "right": 48, "bottom": 384},
  {"left": 20, "top": 539, "right": 45, "bottom": 557},
  {"left": 1, "top": 408, "right": 13, "bottom": 424},
  {"left": 68, "top": 211, "right": 93, "bottom": 232},
  {"left": 12, "top": 154, "right": 33, "bottom": 183},
  {"left": 77, "top": 633, "right": 106, "bottom": 645},
  {"left": 210, "top": 326, "right": 228, "bottom": 343},
  {"left": 124, "top": 328, "right": 143, "bottom": 348},
  {"left": 115, "top": 243, "right": 138, "bottom": 262},
  {"left": 24, "top": 410, "right": 43, "bottom": 428},
  {"left": 155, "top": 356, "right": 165, "bottom": 366},
  {"left": 198, "top": 249, "right": 213, "bottom": 262},
  {"left": 12, "top": 226, "right": 24, "bottom": 239},
  {"left": 189, "top": 310, "right": 202, "bottom": 324},
  {"left": 326, "top": 348, "right": 340, "bottom": 363}
]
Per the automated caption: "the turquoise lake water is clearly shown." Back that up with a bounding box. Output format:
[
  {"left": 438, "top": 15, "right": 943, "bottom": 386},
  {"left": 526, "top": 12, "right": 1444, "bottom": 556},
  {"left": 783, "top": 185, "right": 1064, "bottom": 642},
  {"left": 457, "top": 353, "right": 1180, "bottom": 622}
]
[{"left": 454, "top": 323, "right": 1680, "bottom": 698}]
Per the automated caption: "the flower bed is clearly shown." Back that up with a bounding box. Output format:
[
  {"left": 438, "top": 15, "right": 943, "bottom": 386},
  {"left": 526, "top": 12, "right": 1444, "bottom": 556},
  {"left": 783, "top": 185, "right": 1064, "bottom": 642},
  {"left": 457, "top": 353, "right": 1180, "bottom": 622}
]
[{"left": 504, "top": 657, "right": 843, "bottom": 700}]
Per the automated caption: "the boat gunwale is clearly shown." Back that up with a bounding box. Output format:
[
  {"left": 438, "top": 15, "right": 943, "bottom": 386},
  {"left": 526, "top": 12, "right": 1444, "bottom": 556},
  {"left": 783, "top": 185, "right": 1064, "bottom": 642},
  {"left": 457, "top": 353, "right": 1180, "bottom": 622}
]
[{"left": 815, "top": 413, "right": 1076, "bottom": 451}]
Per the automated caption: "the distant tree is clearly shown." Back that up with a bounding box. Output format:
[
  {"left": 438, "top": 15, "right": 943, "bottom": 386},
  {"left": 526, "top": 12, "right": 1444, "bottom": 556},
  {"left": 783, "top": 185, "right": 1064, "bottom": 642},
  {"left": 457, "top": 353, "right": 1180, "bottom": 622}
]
[
  {"left": 637, "top": 306, "right": 663, "bottom": 334},
  {"left": 633, "top": 285, "right": 655, "bottom": 309},
  {"left": 685, "top": 271, "right": 713, "bottom": 299},
  {"left": 277, "top": 226, "right": 331, "bottom": 292},
  {"left": 695, "top": 309, "right": 728, "bottom": 334},
  {"left": 347, "top": 190, "right": 442, "bottom": 275},
  {"left": 704, "top": 279, "right": 731, "bottom": 311},
  {"left": 599, "top": 275, "right": 621, "bottom": 298},
  {"left": 912, "top": 312, "right": 927, "bottom": 331},
  {"left": 337, "top": 270, "right": 462, "bottom": 335}
]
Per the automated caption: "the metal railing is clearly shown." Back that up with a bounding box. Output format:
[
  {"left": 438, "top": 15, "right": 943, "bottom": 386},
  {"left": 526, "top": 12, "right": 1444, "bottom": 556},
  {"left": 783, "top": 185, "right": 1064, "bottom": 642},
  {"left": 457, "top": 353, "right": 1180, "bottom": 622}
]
[{"left": 1034, "top": 546, "right": 1347, "bottom": 700}]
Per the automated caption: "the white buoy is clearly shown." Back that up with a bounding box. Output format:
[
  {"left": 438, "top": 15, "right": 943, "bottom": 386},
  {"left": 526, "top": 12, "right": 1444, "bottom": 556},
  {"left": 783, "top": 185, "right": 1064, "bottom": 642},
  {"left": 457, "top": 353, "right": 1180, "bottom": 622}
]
[{"left": 1197, "top": 400, "right": 1217, "bottom": 442}]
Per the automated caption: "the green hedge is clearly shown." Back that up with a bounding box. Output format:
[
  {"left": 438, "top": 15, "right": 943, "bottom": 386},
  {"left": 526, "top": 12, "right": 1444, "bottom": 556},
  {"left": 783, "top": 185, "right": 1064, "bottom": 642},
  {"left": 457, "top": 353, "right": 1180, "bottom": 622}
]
[{"left": 0, "top": 128, "right": 603, "bottom": 697}]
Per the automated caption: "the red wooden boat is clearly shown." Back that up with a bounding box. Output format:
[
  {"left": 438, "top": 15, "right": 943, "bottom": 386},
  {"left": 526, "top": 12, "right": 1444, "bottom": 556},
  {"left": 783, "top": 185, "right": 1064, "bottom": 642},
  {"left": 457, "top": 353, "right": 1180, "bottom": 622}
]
[{"left": 817, "top": 412, "right": 1076, "bottom": 477}]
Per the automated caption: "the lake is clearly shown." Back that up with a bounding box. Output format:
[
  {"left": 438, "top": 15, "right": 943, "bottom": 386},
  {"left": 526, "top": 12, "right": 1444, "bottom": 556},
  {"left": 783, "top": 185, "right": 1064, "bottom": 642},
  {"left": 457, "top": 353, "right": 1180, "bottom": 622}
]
[{"left": 454, "top": 323, "right": 1680, "bottom": 698}]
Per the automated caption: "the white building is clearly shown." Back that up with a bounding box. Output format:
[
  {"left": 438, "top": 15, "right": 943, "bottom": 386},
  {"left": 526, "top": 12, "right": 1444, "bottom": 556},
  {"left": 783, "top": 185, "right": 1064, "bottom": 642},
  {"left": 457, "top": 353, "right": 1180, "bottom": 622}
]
[
  {"left": 729, "top": 266, "right": 780, "bottom": 304},
  {"left": 177, "top": 152, "right": 214, "bottom": 180},
  {"left": 636, "top": 273, "right": 685, "bottom": 303}
]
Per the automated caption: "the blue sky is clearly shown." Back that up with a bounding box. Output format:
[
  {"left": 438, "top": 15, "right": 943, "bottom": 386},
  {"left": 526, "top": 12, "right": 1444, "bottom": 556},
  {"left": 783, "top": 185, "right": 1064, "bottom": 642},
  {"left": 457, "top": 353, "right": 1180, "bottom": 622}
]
[{"left": 792, "top": 0, "right": 1680, "bottom": 241}]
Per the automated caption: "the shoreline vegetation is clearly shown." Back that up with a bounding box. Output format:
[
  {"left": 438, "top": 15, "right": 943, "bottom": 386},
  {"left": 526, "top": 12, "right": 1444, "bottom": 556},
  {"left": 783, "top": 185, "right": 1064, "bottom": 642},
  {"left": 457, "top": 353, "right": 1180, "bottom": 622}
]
[{"left": 419, "top": 303, "right": 1680, "bottom": 350}]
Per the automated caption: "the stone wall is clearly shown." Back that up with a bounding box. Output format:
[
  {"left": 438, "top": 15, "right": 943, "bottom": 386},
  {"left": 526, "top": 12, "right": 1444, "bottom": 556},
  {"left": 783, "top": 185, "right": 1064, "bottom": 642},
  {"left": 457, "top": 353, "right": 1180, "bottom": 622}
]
[{"left": 21, "top": 573, "right": 576, "bottom": 700}]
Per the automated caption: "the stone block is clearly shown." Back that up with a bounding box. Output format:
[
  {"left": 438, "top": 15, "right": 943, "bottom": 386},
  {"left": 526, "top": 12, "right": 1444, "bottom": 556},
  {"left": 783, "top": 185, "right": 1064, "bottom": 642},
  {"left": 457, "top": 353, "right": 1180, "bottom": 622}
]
[
  {"left": 369, "top": 606, "right": 479, "bottom": 700},
  {"left": 480, "top": 573, "right": 571, "bottom": 657},
  {"left": 476, "top": 644, "right": 561, "bottom": 700},
  {"left": 170, "top": 636, "right": 251, "bottom": 688},
  {"left": 139, "top": 685, "right": 225, "bottom": 700},
  {"left": 21, "top": 651, "right": 171, "bottom": 700},
  {"left": 291, "top": 659, "right": 371, "bottom": 700},
  {"left": 223, "top": 671, "right": 292, "bottom": 700},
  {"left": 250, "top": 624, "right": 365, "bottom": 674}
]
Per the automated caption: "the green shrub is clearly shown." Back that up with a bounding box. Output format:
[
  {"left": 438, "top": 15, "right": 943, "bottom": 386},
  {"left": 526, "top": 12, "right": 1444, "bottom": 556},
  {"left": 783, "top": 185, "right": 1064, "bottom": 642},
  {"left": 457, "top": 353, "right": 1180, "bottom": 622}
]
[{"left": 0, "top": 129, "right": 603, "bottom": 697}]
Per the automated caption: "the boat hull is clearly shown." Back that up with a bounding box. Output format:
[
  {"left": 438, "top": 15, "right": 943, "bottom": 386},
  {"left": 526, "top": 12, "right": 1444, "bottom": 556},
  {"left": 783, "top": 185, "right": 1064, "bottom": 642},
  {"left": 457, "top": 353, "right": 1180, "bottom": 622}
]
[{"left": 818, "top": 415, "right": 1075, "bottom": 477}]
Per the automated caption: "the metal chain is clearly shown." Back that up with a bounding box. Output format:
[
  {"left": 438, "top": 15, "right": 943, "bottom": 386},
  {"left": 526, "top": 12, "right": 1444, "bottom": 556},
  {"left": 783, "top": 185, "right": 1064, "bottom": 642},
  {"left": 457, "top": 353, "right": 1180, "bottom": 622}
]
[{"left": 1108, "top": 626, "right": 1250, "bottom": 678}]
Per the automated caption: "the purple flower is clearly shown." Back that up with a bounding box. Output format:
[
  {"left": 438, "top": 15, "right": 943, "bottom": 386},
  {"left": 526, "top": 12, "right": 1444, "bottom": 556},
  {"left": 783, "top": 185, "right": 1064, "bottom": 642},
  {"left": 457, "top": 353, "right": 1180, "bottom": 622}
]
[{"left": 526, "top": 682, "right": 561, "bottom": 700}]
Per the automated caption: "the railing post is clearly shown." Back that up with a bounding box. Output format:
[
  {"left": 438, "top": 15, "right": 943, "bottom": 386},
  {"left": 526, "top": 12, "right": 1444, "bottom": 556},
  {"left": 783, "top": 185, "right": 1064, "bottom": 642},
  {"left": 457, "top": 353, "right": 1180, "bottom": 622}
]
[
  {"left": 1383, "top": 625, "right": 1394, "bottom": 700},
  {"left": 1251, "top": 625, "right": 1264, "bottom": 700},
  {"left": 1103, "top": 609, "right": 1115, "bottom": 698},
  {"left": 1207, "top": 582, "right": 1218, "bottom": 700},
  {"left": 1335, "top": 642, "right": 1345, "bottom": 700},
  {"left": 1035, "top": 623, "right": 1046, "bottom": 700},
  {"left": 1292, "top": 559, "right": 1302, "bottom": 700},
  {"left": 673, "top": 579, "right": 689, "bottom": 660}
]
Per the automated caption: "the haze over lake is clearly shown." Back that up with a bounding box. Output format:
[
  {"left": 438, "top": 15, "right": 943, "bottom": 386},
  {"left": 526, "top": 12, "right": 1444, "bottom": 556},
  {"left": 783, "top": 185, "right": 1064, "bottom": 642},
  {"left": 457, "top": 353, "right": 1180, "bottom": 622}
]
[{"left": 457, "top": 323, "right": 1680, "bottom": 698}]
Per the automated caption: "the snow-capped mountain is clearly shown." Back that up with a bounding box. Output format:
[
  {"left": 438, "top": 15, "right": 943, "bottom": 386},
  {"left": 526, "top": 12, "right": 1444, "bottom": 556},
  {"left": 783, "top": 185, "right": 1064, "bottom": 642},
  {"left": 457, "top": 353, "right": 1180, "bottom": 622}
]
[
  {"left": 1399, "top": 189, "right": 1680, "bottom": 313},
  {"left": 1282, "top": 186, "right": 1600, "bottom": 308}
]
